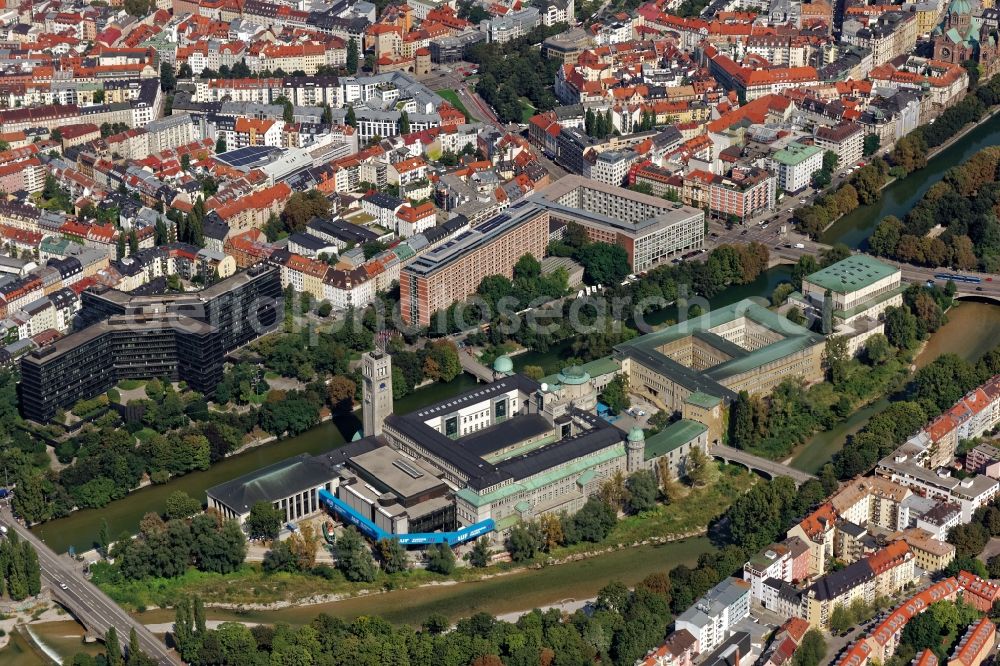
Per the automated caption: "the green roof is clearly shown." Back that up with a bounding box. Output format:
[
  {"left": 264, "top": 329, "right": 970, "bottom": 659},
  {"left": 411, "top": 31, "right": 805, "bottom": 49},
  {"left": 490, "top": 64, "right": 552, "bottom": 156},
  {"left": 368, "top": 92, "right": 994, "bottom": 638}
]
[
  {"left": 581, "top": 357, "right": 621, "bottom": 378},
  {"left": 804, "top": 255, "right": 899, "bottom": 294},
  {"left": 493, "top": 355, "right": 514, "bottom": 373},
  {"left": 616, "top": 299, "right": 825, "bottom": 387},
  {"left": 643, "top": 419, "right": 707, "bottom": 461},
  {"left": 772, "top": 142, "right": 822, "bottom": 167},
  {"left": 685, "top": 391, "right": 722, "bottom": 410},
  {"left": 559, "top": 365, "right": 591, "bottom": 385},
  {"left": 456, "top": 444, "right": 625, "bottom": 507}
]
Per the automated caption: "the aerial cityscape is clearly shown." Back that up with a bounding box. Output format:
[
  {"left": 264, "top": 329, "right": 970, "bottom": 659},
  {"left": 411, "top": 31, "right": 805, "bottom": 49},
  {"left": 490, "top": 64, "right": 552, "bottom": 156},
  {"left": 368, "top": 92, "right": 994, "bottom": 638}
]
[{"left": 0, "top": 0, "right": 998, "bottom": 664}]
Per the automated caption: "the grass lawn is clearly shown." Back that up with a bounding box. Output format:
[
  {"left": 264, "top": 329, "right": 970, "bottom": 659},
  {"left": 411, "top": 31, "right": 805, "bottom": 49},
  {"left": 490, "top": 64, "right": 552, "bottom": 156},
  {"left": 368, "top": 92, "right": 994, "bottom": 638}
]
[
  {"left": 519, "top": 98, "right": 536, "bottom": 123},
  {"left": 118, "top": 379, "right": 146, "bottom": 391},
  {"left": 437, "top": 88, "right": 475, "bottom": 121},
  {"left": 263, "top": 371, "right": 280, "bottom": 380}
]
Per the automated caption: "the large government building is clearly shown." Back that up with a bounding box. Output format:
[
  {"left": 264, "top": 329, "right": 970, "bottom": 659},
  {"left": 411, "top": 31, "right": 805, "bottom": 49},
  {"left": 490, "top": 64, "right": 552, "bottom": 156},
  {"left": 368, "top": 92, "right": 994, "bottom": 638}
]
[
  {"left": 615, "top": 298, "right": 826, "bottom": 412},
  {"left": 20, "top": 264, "right": 283, "bottom": 422}
]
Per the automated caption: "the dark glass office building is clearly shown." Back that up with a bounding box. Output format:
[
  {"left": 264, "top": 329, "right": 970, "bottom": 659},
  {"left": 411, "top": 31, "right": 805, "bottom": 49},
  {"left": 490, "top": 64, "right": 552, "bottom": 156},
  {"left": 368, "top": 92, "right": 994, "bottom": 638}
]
[{"left": 20, "top": 265, "right": 282, "bottom": 422}]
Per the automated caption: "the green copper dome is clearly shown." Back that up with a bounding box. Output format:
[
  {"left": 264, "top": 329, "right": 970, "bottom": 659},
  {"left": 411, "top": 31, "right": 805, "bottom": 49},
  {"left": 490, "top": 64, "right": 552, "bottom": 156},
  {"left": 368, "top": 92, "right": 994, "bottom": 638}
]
[
  {"left": 558, "top": 365, "right": 591, "bottom": 385},
  {"left": 628, "top": 426, "right": 645, "bottom": 442},
  {"left": 493, "top": 355, "right": 513, "bottom": 374}
]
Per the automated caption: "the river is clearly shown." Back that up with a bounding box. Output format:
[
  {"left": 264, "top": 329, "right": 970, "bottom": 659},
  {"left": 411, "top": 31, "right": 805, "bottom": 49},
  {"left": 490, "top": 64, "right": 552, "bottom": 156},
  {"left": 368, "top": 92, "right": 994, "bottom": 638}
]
[
  {"left": 822, "top": 115, "right": 1000, "bottom": 249},
  {"left": 789, "top": 300, "right": 1000, "bottom": 473},
  {"left": 31, "top": 374, "right": 481, "bottom": 555}
]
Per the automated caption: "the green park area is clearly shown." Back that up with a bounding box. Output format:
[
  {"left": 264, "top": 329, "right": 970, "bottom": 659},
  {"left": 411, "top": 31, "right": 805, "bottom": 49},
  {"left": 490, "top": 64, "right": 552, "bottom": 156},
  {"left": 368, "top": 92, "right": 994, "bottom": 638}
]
[{"left": 436, "top": 89, "right": 475, "bottom": 121}]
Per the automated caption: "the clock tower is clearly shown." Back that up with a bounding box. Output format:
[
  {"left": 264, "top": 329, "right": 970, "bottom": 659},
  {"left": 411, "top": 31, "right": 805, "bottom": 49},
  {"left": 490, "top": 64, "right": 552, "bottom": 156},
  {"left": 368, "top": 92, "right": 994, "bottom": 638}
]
[{"left": 362, "top": 349, "right": 393, "bottom": 437}]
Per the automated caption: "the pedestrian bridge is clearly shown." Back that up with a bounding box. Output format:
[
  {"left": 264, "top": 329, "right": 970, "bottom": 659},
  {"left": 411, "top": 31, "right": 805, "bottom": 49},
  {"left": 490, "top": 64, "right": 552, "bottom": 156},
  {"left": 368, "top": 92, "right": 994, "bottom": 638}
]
[{"left": 709, "top": 444, "right": 816, "bottom": 486}]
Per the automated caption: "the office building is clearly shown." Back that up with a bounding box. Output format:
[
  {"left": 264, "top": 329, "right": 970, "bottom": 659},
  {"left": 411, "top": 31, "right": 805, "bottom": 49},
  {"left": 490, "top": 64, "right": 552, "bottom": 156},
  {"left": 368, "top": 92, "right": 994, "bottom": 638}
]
[
  {"left": 536, "top": 175, "right": 705, "bottom": 272},
  {"left": 20, "top": 265, "right": 282, "bottom": 421},
  {"left": 675, "top": 578, "right": 752, "bottom": 653},
  {"left": 399, "top": 200, "right": 550, "bottom": 326}
]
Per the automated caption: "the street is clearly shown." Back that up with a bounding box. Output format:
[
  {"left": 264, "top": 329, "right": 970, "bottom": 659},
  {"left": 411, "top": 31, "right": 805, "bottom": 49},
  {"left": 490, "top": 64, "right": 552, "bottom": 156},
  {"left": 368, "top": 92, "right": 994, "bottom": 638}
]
[{"left": 0, "top": 508, "right": 182, "bottom": 666}]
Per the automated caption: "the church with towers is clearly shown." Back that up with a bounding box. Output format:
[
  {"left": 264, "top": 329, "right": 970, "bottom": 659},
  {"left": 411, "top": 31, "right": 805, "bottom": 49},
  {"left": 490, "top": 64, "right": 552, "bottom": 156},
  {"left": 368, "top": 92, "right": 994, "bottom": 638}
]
[{"left": 933, "top": 0, "right": 1000, "bottom": 77}]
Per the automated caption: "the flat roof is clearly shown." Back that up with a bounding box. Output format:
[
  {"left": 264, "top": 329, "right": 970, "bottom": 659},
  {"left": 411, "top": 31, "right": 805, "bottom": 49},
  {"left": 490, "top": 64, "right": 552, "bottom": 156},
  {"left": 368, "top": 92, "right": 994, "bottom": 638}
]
[
  {"left": 348, "top": 448, "right": 445, "bottom": 499},
  {"left": 805, "top": 255, "right": 899, "bottom": 294},
  {"left": 772, "top": 142, "right": 823, "bottom": 166}
]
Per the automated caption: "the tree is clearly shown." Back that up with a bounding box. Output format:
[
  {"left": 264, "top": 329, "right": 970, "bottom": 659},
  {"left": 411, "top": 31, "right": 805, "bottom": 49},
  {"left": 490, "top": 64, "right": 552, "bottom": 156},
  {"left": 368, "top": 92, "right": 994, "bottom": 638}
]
[
  {"left": 794, "top": 630, "right": 828, "bottom": 666},
  {"left": 829, "top": 604, "right": 854, "bottom": 635},
  {"left": 601, "top": 375, "right": 630, "bottom": 415},
  {"left": 729, "top": 390, "right": 756, "bottom": 450},
  {"left": 327, "top": 375, "right": 356, "bottom": 414},
  {"left": 573, "top": 498, "right": 617, "bottom": 542},
  {"left": 98, "top": 519, "right": 112, "bottom": 557},
  {"left": 538, "top": 513, "right": 564, "bottom": 552},
  {"left": 507, "top": 524, "right": 539, "bottom": 562},
  {"left": 863, "top": 134, "right": 881, "bottom": 157},
  {"left": 823, "top": 336, "right": 850, "bottom": 385},
  {"left": 686, "top": 447, "right": 717, "bottom": 487},
  {"left": 377, "top": 538, "right": 409, "bottom": 573},
  {"left": 160, "top": 62, "right": 176, "bottom": 92},
  {"left": 469, "top": 537, "right": 491, "bottom": 567},
  {"left": 336, "top": 526, "right": 377, "bottom": 582},
  {"left": 345, "top": 105, "right": 357, "bottom": 128},
  {"left": 399, "top": 111, "right": 410, "bottom": 135},
  {"left": 576, "top": 243, "right": 630, "bottom": 286},
  {"left": 426, "top": 543, "right": 456, "bottom": 574},
  {"left": 215, "top": 136, "right": 227, "bottom": 153},
  {"left": 321, "top": 104, "right": 333, "bottom": 125},
  {"left": 106, "top": 626, "right": 123, "bottom": 666},
  {"left": 280, "top": 189, "right": 331, "bottom": 235},
  {"left": 884, "top": 305, "right": 919, "bottom": 349},
  {"left": 346, "top": 37, "right": 359, "bottom": 74},
  {"left": 626, "top": 470, "right": 657, "bottom": 514},
  {"left": 165, "top": 491, "right": 201, "bottom": 520},
  {"left": 246, "top": 501, "right": 283, "bottom": 541}
]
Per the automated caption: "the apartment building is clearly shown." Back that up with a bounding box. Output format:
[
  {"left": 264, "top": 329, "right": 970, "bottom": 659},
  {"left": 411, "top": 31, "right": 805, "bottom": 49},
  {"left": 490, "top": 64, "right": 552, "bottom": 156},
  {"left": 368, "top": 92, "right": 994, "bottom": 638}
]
[
  {"left": 814, "top": 123, "right": 865, "bottom": 169},
  {"left": 674, "top": 578, "right": 751, "bottom": 653},
  {"left": 708, "top": 167, "right": 776, "bottom": 223},
  {"left": 770, "top": 142, "right": 824, "bottom": 193}
]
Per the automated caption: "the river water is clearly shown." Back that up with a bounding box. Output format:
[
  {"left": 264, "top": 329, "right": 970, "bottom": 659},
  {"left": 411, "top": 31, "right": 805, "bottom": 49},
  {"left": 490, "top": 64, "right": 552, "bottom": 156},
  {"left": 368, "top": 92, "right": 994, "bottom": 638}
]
[
  {"left": 32, "top": 374, "right": 480, "bottom": 555},
  {"left": 823, "top": 117, "right": 1000, "bottom": 249},
  {"left": 789, "top": 300, "right": 1000, "bottom": 473}
]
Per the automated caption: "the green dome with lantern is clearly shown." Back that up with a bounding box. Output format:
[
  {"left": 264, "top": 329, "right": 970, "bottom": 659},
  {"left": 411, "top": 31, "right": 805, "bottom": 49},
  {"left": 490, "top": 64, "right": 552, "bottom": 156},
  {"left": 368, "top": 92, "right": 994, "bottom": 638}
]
[
  {"left": 493, "top": 355, "right": 514, "bottom": 374},
  {"left": 558, "top": 365, "right": 591, "bottom": 385}
]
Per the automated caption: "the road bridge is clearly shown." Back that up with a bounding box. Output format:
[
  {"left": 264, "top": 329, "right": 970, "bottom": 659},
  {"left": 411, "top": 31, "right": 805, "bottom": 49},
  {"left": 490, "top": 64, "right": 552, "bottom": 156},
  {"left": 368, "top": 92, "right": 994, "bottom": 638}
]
[
  {"left": 459, "top": 350, "right": 498, "bottom": 382},
  {"left": 0, "top": 508, "right": 182, "bottom": 665},
  {"left": 709, "top": 445, "right": 816, "bottom": 486}
]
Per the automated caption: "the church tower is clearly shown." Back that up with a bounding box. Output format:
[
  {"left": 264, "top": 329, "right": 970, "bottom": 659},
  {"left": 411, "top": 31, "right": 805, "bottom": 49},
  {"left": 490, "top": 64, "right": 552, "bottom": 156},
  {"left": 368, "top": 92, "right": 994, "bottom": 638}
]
[{"left": 362, "top": 349, "right": 393, "bottom": 437}]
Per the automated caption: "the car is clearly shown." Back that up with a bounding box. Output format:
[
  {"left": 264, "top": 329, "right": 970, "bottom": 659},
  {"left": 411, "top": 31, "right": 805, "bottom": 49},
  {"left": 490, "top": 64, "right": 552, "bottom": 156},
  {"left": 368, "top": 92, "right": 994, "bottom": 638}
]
[
  {"left": 710, "top": 232, "right": 719, "bottom": 237},
  {"left": 988, "top": 277, "right": 993, "bottom": 281},
  {"left": 799, "top": 199, "right": 807, "bottom": 204},
  {"left": 59, "top": 582, "right": 68, "bottom": 590},
  {"left": 741, "top": 229, "right": 748, "bottom": 235},
  {"left": 977, "top": 286, "right": 985, "bottom": 291},
  {"left": 761, "top": 223, "right": 769, "bottom": 229},
  {"left": 794, "top": 243, "right": 805, "bottom": 249}
]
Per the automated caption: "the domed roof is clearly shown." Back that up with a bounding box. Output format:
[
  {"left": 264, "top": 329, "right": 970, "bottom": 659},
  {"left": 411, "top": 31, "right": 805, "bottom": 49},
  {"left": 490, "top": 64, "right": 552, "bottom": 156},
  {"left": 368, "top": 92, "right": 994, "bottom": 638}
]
[
  {"left": 558, "top": 365, "right": 591, "bottom": 385},
  {"left": 493, "top": 355, "right": 513, "bottom": 374},
  {"left": 628, "top": 426, "right": 645, "bottom": 442}
]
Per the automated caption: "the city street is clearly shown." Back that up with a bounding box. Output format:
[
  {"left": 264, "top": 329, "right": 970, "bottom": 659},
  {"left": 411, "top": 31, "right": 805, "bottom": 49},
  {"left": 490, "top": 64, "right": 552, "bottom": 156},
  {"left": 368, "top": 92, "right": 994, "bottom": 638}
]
[{"left": 0, "top": 508, "right": 182, "bottom": 666}]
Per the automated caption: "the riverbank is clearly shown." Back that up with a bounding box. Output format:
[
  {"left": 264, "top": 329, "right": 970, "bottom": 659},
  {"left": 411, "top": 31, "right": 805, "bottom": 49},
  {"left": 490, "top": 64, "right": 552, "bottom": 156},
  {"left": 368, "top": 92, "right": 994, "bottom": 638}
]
[
  {"left": 816, "top": 102, "right": 1000, "bottom": 240},
  {"left": 97, "top": 465, "right": 754, "bottom": 613}
]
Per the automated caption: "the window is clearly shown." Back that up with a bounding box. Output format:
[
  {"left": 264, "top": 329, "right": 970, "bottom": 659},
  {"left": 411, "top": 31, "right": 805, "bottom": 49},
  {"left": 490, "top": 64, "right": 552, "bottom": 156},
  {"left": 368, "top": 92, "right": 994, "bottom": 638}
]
[
  {"left": 445, "top": 416, "right": 458, "bottom": 437},
  {"left": 495, "top": 399, "right": 506, "bottom": 419}
]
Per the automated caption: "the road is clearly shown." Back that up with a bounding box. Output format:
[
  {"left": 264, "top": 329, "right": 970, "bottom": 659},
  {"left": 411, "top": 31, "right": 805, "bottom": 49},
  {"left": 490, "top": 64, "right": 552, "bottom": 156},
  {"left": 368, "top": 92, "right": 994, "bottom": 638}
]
[
  {"left": 709, "top": 444, "right": 816, "bottom": 486},
  {"left": 0, "top": 508, "right": 182, "bottom": 666}
]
